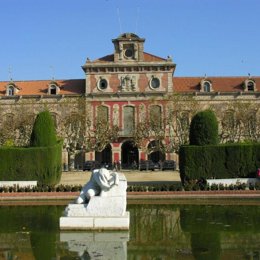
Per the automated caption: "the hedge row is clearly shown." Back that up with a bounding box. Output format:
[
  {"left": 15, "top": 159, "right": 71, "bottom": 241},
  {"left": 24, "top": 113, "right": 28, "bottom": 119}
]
[
  {"left": 179, "top": 143, "right": 260, "bottom": 182},
  {"left": 0, "top": 183, "right": 82, "bottom": 193},
  {"left": 127, "top": 183, "right": 183, "bottom": 192},
  {"left": 0, "top": 141, "right": 62, "bottom": 185}
]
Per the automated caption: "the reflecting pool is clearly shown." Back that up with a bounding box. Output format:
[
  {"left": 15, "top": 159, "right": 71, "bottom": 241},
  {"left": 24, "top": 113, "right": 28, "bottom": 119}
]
[{"left": 0, "top": 201, "right": 260, "bottom": 259}]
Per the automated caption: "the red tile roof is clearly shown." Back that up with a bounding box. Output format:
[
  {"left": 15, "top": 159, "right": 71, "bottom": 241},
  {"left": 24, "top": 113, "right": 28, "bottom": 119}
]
[
  {"left": 0, "top": 79, "right": 85, "bottom": 96},
  {"left": 173, "top": 76, "right": 260, "bottom": 92},
  {"left": 92, "top": 54, "right": 114, "bottom": 63},
  {"left": 0, "top": 77, "right": 259, "bottom": 96},
  {"left": 143, "top": 52, "right": 167, "bottom": 62}
]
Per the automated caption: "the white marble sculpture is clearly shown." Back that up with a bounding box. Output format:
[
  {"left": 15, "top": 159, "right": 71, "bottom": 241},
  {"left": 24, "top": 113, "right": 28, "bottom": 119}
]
[
  {"left": 60, "top": 168, "right": 130, "bottom": 230},
  {"left": 76, "top": 167, "right": 119, "bottom": 204}
]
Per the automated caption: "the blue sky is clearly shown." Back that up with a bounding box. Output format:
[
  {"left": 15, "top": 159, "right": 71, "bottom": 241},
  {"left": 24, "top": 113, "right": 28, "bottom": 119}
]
[{"left": 0, "top": 0, "right": 259, "bottom": 81}]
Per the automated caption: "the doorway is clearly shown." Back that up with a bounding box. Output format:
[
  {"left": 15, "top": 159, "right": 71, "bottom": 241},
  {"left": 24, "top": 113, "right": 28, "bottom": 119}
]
[
  {"left": 95, "top": 144, "right": 112, "bottom": 167},
  {"left": 148, "top": 140, "right": 165, "bottom": 163},
  {"left": 121, "top": 141, "right": 139, "bottom": 169}
]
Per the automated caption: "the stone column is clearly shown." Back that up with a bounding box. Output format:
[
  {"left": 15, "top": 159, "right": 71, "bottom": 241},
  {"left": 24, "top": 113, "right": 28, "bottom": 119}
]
[
  {"left": 62, "top": 150, "right": 69, "bottom": 171},
  {"left": 69, "top": 153, "right": 75, "bottom": 171}
]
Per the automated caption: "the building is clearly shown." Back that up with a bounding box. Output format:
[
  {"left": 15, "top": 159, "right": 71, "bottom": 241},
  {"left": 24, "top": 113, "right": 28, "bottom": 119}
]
[{"left": 0, "top": 33, "right": 259, "bottom": 170}]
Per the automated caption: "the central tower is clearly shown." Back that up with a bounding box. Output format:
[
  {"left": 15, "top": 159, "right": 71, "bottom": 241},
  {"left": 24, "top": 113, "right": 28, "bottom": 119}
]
[
  {"left": 112, "top": 33, "right": 145, "bottom": 62},
  {"left": 82, "top": 33, "right": 175, "bottom": 94}
]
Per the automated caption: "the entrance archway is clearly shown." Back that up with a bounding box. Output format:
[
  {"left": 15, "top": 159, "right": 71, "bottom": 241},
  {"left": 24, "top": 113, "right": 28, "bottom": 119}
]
[
  {"left": 95, "top": 144, "right": 112, "bottom": 167},
  {"left": 121, "top": 141, "right": 139, "bottom": 169},
  {"left": 148, "top": 140, "right": 165, "bottom": 163}
]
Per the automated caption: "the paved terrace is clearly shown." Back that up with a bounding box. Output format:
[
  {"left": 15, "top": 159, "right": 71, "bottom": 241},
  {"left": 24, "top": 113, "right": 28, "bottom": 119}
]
[{"left": 59, "top": 170, "right": 181, "bottom": 186}]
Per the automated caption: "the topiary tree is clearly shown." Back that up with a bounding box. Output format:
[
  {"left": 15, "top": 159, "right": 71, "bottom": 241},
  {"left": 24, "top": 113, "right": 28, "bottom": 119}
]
[
  {"left": 30, "top": 110, "right": 57, "bottom": 147},
  {"left": 189, "top": 109, "right": 219, "bottom": 145}
]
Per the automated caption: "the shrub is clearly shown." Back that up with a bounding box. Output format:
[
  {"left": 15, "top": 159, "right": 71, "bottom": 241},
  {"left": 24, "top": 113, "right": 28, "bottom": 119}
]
[
  {"left": 255, "top": 182, "right": 260, "bottom": 190},
  {"left": 219, "top": 183, "right": 225, "bottom": 190},
  {"left": 183, "top": 180, "right": 196, "bottom": 191},
  {"left": 0, "top": 110, "right": 62, "bottom": 185},
  {"left": 189, "top": 110, "right": 219, "bottom": 146},
  {"left": 0, "top": 141, "right": 62, "bottom": 185},
  {"left": 229, "top": 184, "right": 235, "bottom": 190},
  {"left": 126, "top": 183, "right": 182, "bottom": 192},
  {"left": 180, "top": 143, "right": 260, "bottom": 182},
  {"left": 30, "top": 110, "right": 56, "bottom": 147},
  {"left": 0, "top": 184, "right": 83, "bottom": 193},
  {"left": 210, "top": 183, "right": 218, "bottom": 191},
  {"left": 249, "top": 183, "right": 255, "bottom": 190},
  {"left": 3, "top": 139, "right": 15, "bottom": 147}
]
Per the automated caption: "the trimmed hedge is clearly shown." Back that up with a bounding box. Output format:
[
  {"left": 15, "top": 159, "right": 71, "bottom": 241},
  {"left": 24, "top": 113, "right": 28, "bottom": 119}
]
[
  {"left": 0, "top": 141, "right": 62, "bottom": 185},
  {"left": 179, "top": 143, "right": 260, "bottom": 182},
  {"left": 189, "top": 110, "right": 219, "bottom": 145},
  {"left": 30, "top": 110, "right": 56, "bottom": 147}
]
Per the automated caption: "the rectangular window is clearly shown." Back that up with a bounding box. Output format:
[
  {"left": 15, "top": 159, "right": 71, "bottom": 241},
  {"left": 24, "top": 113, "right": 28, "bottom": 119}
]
[{"left": 123, "top": 106, "right": 135, "bottom": 135}]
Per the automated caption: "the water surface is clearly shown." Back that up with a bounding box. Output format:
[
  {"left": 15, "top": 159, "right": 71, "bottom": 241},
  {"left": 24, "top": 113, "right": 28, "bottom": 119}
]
[{"left": 0, "top": 201, "right": 260, "bottom": 259}]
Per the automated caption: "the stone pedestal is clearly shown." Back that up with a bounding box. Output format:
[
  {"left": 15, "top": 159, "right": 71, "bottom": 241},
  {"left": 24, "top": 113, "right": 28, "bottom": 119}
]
[
  {"left": 60, "top": 212, "right": 130, "bottom": 230},
  {"left": 60, "top": 172, "right": 130, "bottom": 230}
]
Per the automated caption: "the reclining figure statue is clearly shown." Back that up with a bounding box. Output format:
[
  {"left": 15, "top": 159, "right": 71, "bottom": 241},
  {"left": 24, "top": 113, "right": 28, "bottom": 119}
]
[
  {"left": 76, "top": 167, "right": 119, "bottom": 204},
  {"left": 60, "top": 167, "right": 129, "bottom": 229}
]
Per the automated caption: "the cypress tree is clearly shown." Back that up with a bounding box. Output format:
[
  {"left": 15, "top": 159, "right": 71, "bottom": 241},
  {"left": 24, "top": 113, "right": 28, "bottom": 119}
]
[
  {"left": 30, "top": 110, "right": 56, "bottom": 147},
  {"left": 189, "top": 109, "right": 219, "bottom": 145}
]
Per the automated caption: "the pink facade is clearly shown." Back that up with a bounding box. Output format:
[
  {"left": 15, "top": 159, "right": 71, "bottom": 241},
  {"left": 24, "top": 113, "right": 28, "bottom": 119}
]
[{"left": 81, "top": 33, "right": 176, "bottom": 168}]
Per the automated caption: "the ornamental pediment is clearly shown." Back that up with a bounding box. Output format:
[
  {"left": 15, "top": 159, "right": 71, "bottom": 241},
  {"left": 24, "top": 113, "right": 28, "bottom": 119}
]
[{"left": 120, "top": 75, "right": 137, "bottom": 92}]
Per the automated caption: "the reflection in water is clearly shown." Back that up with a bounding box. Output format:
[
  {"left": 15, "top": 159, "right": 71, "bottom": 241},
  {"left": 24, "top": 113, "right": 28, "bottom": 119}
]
[
  {"left": 191, "top": 233, "right": 221, "bottom": 260},
  {"left": 0, "top": 232, "right": 35, "bottom": 260},
  {"left": 59, "top": 232, "right": 129, "bottom": 260},
  {"left": 128, "top": 204, "right": 182, "bottom": 259},
  {"left": 179, "top": 205, "right": 260, "bottom": 259},
  {"left": 0, "top": 205, "right": 62, "bottom": 260},
  {"left": 128, "top": 204, "right": 260, "bottom": 259},
  {"left": 0, "top": 204, "right": 260, "bottom": 259}
]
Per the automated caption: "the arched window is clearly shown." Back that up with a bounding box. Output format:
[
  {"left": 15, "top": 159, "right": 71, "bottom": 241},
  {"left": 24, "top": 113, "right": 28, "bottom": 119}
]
[
  {"left": 50, "top": 113, "right": 58, "bottom": 128},
  {"left": 150, "top": 105, "right": 162, "bottom": 128},
  {"left": 8, "top": 86, "right": 14, "bottom": 96},
  {"left": 95, "top": 144, "right": 112, "bottom": 166},
  {"left": 200, "top": 80, "right": 212, "bottom": 92},
  {"left": 97, "top": 105, "right": 109, "bottom": 123},
  {"left": 123, "top": 106, "right": 135, "bottom": 135},
  {"left": 148, "top": 140, "right": 165, "bottom": 163},
  {"left": 244, "top": 80, "right": 256, "bottom": 92},
  {"left": 247, "top": 81, "right": 255, "bottom": 91},
  {"left": 50, "top": 85, "right": 57, "bottom": 95},
  {"left": 48, "top": 82, "right": 60, "bottom": 95},
  {"left": 203, "top": 81, "right": 211, "bottom": 92},
  {"left": 121, "top": 141, "right": 139, "bottom": 169}
]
